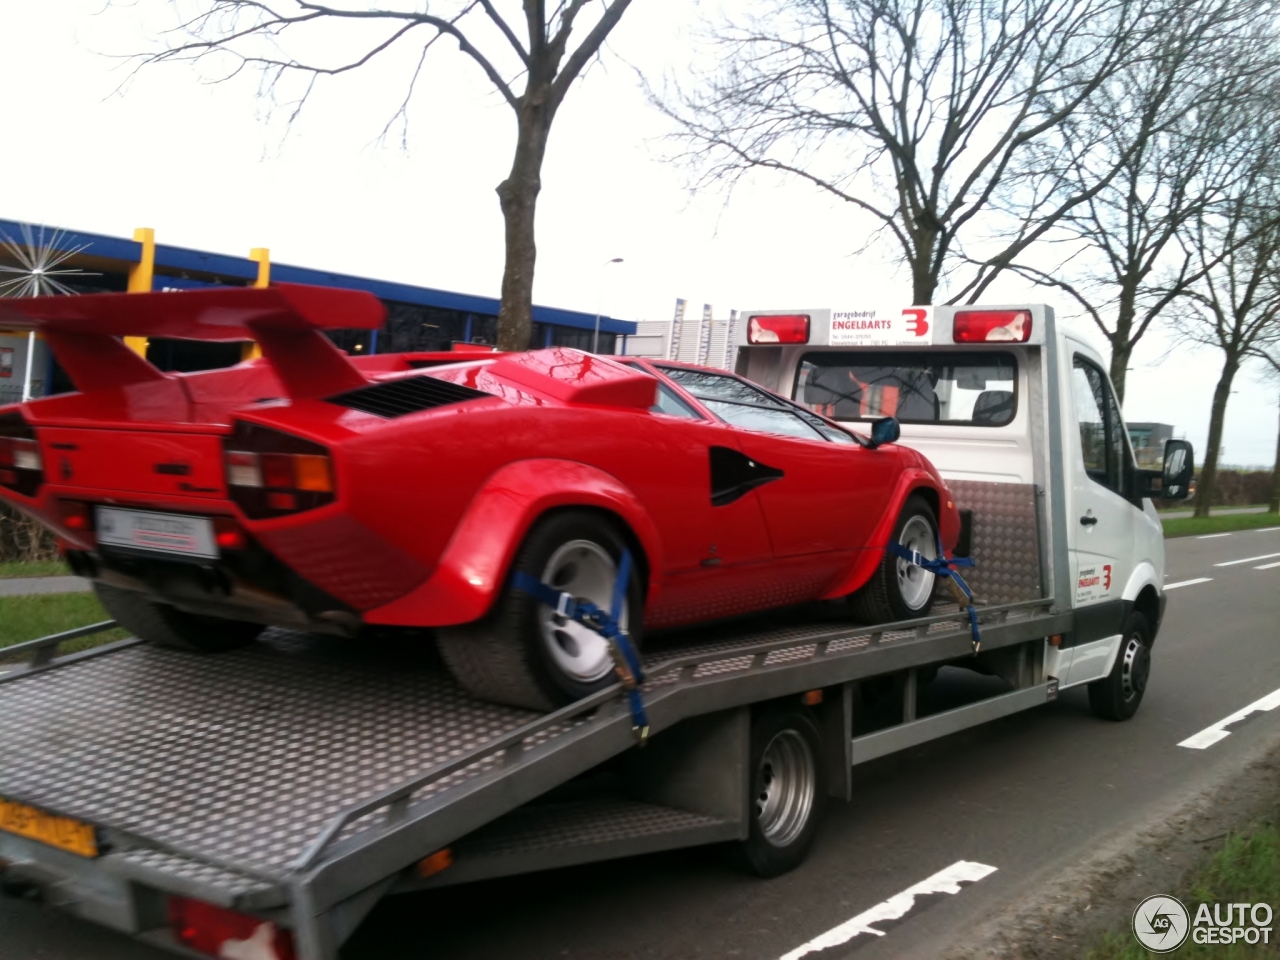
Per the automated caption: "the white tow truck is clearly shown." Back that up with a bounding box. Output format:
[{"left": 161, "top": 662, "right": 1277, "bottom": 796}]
[{"left": 0, "top": 303, "right": 1191, "bottom": 960}]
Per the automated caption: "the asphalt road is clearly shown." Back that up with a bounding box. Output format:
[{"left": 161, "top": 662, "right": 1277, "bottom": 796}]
[{"left": 3, "top": 531, "right": 1280, "bottom": 960}]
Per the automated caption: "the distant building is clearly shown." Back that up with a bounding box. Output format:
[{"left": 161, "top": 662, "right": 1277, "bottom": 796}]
[
  {"left": 621, "top": 298, "right": 739, "bottom": 370},
  {"left": 1127, "top": 422, "right": 1175, "bottom": 469}
]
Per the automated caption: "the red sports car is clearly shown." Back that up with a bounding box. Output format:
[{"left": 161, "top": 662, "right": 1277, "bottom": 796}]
[{"left": 0, "top": 285, "right": 960, "bottom": 710}]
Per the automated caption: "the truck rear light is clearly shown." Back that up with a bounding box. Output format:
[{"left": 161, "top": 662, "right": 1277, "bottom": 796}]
[
  {"left": 747, "top": 314, "right": 810, "bottom": 344},
  {"left": 168, "top": 896, "right": 296, "bottom": 960},
  {"left": 0, "top": 414, "right": 43, "bottom": 497},
  {"left": 223, "top": 423, "right": 337, "bottom": 520},
  {"left": 953, "top": 310, "right": 1032, "bottom": 343}
]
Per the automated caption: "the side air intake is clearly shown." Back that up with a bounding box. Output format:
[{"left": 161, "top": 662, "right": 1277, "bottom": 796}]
[{"left": 328, "top": 376, "right": 491, "bottom": 419}]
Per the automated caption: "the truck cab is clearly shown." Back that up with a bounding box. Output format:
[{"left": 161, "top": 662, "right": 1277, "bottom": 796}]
[{"left": 733, "top": 304, "right": 1192, "bottom": 709}]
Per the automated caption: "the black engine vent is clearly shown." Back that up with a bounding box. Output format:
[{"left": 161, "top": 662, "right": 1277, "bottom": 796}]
[{"left": 328, "top": 376, "right": 491, "bottom": 418}]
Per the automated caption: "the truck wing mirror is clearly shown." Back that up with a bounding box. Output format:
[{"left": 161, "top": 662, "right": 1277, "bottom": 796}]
[
  {"left": 1133, "top": 438, "right": 1195, "bottom": 500},
  {"left": 868, "top": 417, "right": 900, "bottom": 448}
]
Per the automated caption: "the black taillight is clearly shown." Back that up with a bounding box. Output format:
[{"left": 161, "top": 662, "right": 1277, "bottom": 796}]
[
  {"left": 0, "top": 413, "right": 43, "bottom": 497},
  {"left": 223, "top": 422, "right": 336, "bottom": 519}
]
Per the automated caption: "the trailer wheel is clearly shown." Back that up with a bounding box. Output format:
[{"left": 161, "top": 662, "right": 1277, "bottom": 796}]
[
  {"left": 849, "top": 495, "right": 939, "bottom": 624},
  {"left": 436, "top": 511, "right": 644, "bottom": 712},
  {"left": 735, "top": 706, "right": 826, "bottom": 878},
  {"left": 1088, "top": 611, "right": 1151, "bottom": 721},
  {"left": 93, "top": 583, "right": 264, "bottom": 653}
]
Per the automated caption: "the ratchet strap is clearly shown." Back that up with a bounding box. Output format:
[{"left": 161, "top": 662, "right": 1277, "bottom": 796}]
[
  {"left": 885, "top": 537, "right": 981, "bottom": 653},
  {"left": 512, "top": 549, "right": 650, "bottom": 742}
]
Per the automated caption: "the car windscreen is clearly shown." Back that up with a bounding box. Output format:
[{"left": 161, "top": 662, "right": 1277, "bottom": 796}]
[{"left": 795, "top": 351, "right": 1017, "bottom": 426}]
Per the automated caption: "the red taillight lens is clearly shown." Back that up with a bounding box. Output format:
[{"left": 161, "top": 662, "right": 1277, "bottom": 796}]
[
  {"left": 169, "top": 896, "right": 296, "bottom": 960},
  {"left": 747, "top": 314, "right": 810, "bottom": 344},
  {"left": 0, "top": 414, "right": 43, "bottom": 497},
  {"left": 59, "top": 500, "right": 91, "bottom": 533},
  {"left": 213, "top": 516, "right": 247, "bottom": 551},
  {"left": 224, "top": 423, "right": 336, "bottom": 520},
  {"left": 953, "top": 310, "right": 1032, "bottom": 343}
]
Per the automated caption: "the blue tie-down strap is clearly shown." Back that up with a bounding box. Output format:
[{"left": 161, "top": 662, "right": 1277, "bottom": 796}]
[
  {"left": 885, "top": 538, "right": 982, "bottom": 653},
  {"left": 512, "top": 550, "right": 650, "bottom": 742}
]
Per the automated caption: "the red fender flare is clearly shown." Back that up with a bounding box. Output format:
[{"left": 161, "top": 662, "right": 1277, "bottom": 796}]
[{"left": 364, "top": 459, "right": 664, "bottom": 627}]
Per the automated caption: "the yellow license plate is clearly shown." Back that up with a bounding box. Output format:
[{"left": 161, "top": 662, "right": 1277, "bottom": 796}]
[{"left": 0, "top": 797, "right": 98, "bottom": 857}]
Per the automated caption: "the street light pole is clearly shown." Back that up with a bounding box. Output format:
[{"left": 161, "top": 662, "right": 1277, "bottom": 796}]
[{"left": 592, "top": 257, "right": 624, "bottom": 354}]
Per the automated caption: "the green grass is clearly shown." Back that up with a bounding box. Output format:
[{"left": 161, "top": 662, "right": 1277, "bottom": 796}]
[
  {"left": 1084, "top": 826, "right": 1280, "bottom": 959},
  {"left": 1161, "top": 512, "right": 1280, "bottom": 538},
  {"left": 0, "top": 593, "right": 129, "bottom": 657},
  {"left": 0, "top": 559, "right": 71, "bottom": 579}
]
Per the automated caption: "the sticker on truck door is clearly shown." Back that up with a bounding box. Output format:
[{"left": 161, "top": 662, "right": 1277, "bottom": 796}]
[{"left": 1076, "top": 563, "right": 1113, "bottom": 604}]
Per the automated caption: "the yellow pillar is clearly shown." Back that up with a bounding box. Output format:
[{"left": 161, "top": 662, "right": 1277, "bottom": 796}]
[
  {"left": 242, "top": 248, "right": 270, "bottom": 360},
  {"left": 124, "top": 227, "right": 156, "bottom": 358}
]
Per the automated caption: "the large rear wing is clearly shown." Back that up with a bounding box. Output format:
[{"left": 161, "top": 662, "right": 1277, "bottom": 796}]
[{"left": 0, "top": 284, "right": 385, "bottom": 399}]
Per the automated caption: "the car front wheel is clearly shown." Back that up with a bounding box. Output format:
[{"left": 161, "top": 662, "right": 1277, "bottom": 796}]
[{"left": 436, "top": 510, "right": 644, "bottom": 712}]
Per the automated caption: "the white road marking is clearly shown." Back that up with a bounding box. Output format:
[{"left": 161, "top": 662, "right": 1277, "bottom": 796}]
[
  {"left": 777, "top": 861, "right": 997, "bottom": 959},
  {"left": 1178, "top": 687, "right": 1280, "bottom": 750},
  {"left": 1163, "top": 578, "right": 1212, "bottom": 590},
  {"left": 1256, "top": 561, "right": 1280, "bottom": 570},
  {"left": 1214, "top": 552, "right": 1280, "bottom": 567},
  {"left": 1197, "top": 533, "right": 1232, "bottom": 539},
  {"left": 1252, "top": 526, "right": 1280, "bottom": 533}
]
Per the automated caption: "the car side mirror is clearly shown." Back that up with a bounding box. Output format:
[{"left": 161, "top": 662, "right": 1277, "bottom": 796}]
[
  {"left": 1133, "top": 438, "right": 1195, "bottom": 500},
  {"left": 868, "top": 417, "right": 900, "bottom": 449}
]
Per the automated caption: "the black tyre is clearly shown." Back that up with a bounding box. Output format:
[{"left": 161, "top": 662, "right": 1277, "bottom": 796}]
[
  {"left": 1088, "top": 611, "right": 1151, "bottom": 721},
  {"left": 93, "top": 583, "right": 264, "bottom": 653},
  {"left": 849, "top": 495, "right": 940, "bottom": 624},
  {"left": 436, "top": 511, "right": 645, "bottom": 712},
  {"left": 735, "top": 705, "right": 826, "bottom": 878}
]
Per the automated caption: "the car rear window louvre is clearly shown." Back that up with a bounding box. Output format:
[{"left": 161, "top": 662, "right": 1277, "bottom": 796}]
[{"left": 327, "top": 376, "right": 490, "bottom": 418}]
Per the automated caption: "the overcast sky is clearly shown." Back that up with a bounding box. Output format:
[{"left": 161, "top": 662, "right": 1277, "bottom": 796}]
[{"left": 3, "top": 1, "right": 1278, "bottom": 467}]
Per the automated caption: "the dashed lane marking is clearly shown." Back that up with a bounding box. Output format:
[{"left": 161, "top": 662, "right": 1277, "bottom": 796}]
[
  {"left": 1178, "top": 688, "right": 1280, "bottom": 750},
  {"left": 1163, "top": 578, "right": 1212, "bottom": 590},
  {"left": 1255, "top": 561, "right": 1280, "bottom": 570},
  {"left": 1252, "top": 527, "right": 1280, "bottom": 532},
  {"left": 1197, "top": 533, "right": 1232, "bottom": 539},
  {"left": 777, "top": 861, "right": 997, "bottom": 959},
  {"left": 1214, "top": 552, "right": 1280, "bottom": 567}
]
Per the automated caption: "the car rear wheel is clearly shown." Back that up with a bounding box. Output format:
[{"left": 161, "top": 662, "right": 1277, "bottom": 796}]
[
  {"left": 436, "top": 511, "right": 645, "bottom": 712},
  {"left": 734, "top": 705, "right": 826, "bottom": 878},
  {"left": 93, "top": 583, "right": 264, "bottom": 653},
  {"left": 849, "top": 495, "right": 940, "bottom": 624}
]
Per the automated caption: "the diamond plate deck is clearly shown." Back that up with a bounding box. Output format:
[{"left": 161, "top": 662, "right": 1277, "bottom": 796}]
[{"left": 949, "top": 479, "right": 1044, "bottom": 605}]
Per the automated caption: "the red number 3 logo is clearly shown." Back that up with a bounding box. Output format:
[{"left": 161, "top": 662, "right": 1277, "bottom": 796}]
[
  {"left": 903, "top": 308, "right": 930, "bottom": 338},
  {"left": 1103, "top": 564, "right": 1112, "bottom": 591}
]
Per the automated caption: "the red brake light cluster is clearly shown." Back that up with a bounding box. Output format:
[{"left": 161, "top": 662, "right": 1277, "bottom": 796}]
[
  {"left": 0, "top": 414, "right": 43, "bottom": 497},
  {"left": 953, "top": 310, "right": 1032, "bottom": 343},
  {"left": 169, "top": 896, "right": 296, "bottom": 960},
  {"left": 224, "top": 422, "right": 336, "bottom": 520},
  {"left": 747, "top": 314, "right": 810, "bottom": 344}
]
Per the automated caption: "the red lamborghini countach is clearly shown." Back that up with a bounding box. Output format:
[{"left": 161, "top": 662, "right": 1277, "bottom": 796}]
[{"left": 0, "top": 285, "right": 960, "bottom": 710}]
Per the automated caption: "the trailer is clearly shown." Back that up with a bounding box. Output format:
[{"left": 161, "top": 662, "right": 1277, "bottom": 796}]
[{"left": 0, "top": 303, "right": 1191, "bottom": 959}]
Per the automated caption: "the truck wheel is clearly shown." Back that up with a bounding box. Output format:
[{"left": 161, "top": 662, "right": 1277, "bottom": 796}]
[
  {"left": 1088, "top": 611, "right": 1151, "bottom": 721},
  {"left": 436, "top": 511, "right": 644, "bottom": 712},
  {"left": 849, "top": 495, "right": 939, "bottom": 624},
  {"left": 735, "top": 706, "right": 826, "bottom": 878},
  {"left": 92, "top": 583, "right": 264, "bottom": 653}
]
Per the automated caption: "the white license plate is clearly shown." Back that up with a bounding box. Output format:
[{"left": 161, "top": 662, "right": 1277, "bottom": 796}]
[{"left": 95, "top": 507, "right": 218, "bottom": 559}]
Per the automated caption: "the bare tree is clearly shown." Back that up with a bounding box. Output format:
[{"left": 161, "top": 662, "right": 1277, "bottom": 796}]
[
  {"left": 1006, "top": 2, "right": 1273, "bottom": 402},
  {"left": 656, "top": 0, "right": 1159, "bottom": 305},
  {"left": 1171, "top": 155, "right": 1280, "bottom": 518},
  {"left": 135, "top": 1, "right": 635, "bottom": 351}
]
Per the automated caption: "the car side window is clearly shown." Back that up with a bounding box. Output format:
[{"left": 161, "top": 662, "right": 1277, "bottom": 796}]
[
  {"left": 1071, "top": 356, "right": 1130, "bottom": 495},
  {"left": 651, "top": 382, "right": 703, "bottom": 419},
  {"left": 659, "top": 367, "right": 828, "bottom": 441}
]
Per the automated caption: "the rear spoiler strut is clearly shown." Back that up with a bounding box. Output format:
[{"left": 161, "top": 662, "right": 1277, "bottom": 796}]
[{"left": 0, "top": 284, "right": 385, "bottom": 400}]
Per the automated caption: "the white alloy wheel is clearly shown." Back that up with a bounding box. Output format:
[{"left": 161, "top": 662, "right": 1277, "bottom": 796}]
[
  {"left": 895, "top": 515, "right": 938, "bottom": 612},
  {"left": 538, "top": 539, "right": 625, "bottom": 684}
]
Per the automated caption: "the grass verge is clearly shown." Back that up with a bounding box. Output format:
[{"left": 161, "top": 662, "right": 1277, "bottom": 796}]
[
  {"left": 1161, "top": 512, "right": 1280, "bottom": 538},
  {"left": 1084, "top": 826, "right": 1280, "bottom": 959},
  {"left": 0, "top": 592, "right": 129, "bottom": 657},
  {"left": 0, "top": 559, "right": 71, "bottom": 579}
]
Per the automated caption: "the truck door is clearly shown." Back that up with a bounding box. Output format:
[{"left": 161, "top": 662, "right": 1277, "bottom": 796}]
[{"left": 1065, "top": 346, "right": 1136, "bottom": 670}]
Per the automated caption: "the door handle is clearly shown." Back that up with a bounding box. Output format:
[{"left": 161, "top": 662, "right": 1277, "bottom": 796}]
[{"left": 1079, "top": 514, "right": 1098, "bottom": 526}]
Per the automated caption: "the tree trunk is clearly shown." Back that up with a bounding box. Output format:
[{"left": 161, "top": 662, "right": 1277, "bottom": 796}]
[
  {"left": 1110, "top": 281, "right": 1138, "bottom": 405},
  {"left": 1194, "top": 356, "right": 1239, "bottom": 519},
  {"left": 1271, "top": 395, "right": 1280, "bottom": 515},
  {"left": 495, "top": 98, "right": 553, "bottom": 352},
  {"left": 1109, "top": 340, "right": 1131, "bottom": 408}
]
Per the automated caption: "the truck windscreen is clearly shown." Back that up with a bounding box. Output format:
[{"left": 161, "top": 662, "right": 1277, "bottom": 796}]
[{"left": 796, "top": 351, "right": 1017, "bottom": 426}]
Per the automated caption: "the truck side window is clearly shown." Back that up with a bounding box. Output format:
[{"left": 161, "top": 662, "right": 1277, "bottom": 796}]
[{"left": 1071, "top": 357, "right": 1130, "bottom": 495}]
